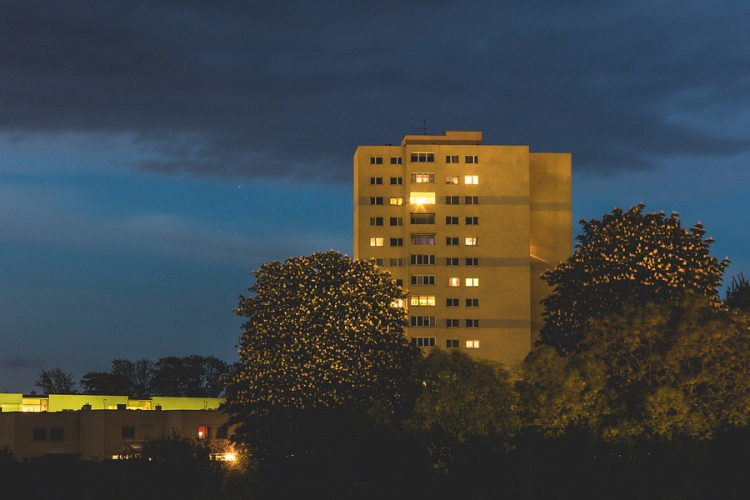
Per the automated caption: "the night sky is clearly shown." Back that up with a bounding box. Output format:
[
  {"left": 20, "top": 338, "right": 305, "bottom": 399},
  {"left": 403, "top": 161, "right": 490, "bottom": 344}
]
[{"left": 1, "top": 1, "right": 749, "bottom": 393}]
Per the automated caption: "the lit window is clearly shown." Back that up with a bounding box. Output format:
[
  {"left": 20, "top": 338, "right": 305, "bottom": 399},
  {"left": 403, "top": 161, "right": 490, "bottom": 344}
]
[
  {"left": 409, "top": 192, "right": 435, "bottom": 205},
  {"left": 448, "top": 277, "right": 460, "bottom": 287},
  {"left": 465, "top": 155, "right": 478, "bottom": 164},
  {"left": 33, "top": 428, "right": 46, "bottom": 441},
  {"left": 466, "top": 217, "right": 478, "bottom": 225},
  {"left": 446, "top": 155, "right": 459, "bottom": 164},
  {"left": 466, "top": 340, "right": 480, "bottom": 349},
  {"left": 446, "top": 176, "right": 458, "bottom": 185},
  {"left": 370, "top": 177, "right": 383, "bottom": 185},
  {"left": 466, "top": 278, "right": 479, "bottom": 287},
  {"left": 411, "top": 173, "right": 435, "bottom": 183},
  {"left": 410, "top": 295, "right": 436, "bottom": 306},
  {"left": 50, "top": 428, "right": 64, "bottom": 441},
  {"left": 390, "top": 197, "right": 404, "bottom": 205},
  {"left": 390, "top": 217, "right": 403, "bottom": 226},
  {"left": 446, "top": 196, "right": 460, "bottom": 205},
  {"left": 410, "top": 316, "right": 436, "bottom": 327},
  {"left": 446, "top": 257, "right": 459, "bottom": 266},
  {"left": 370, "top": 156, "right": 383, "bottom": 165},
  {"left": 466, "top": 319, "right": 479, "bottom": 328},
  {"left": 411, "top": 254, "right": 435, "bottom": 265},
  {"left": 370, "top": 217, "right": 383, "bottom": 226},
  {"left": 391, "top": 299, "right": 404, "bottom": 308},
  {"left": 411, "top": 213, "right": 435, "bottom": 224},
  {"left": 446, "top": 216, "right": 459, "bottom": 225},
  {"left": 198, "top": 426, "right": 211, "bottom": 439},
  {"left": 446, "top": 298, "right": 459, "bottom": 307},
  {"left": 446, "top": 319, "right": 459, "bottom": 328},
  {"left": 390, "top": 157, "right": 403, "bottom": 165},
  {"left": 370, "top": 197, "right": 383, "bottom": 205},
  {"left": 465, "top": 175, "right": 479, "bottom": 185},
  {"left": 411, "top": 275, "right": 435, "bottom": 285},
  {"left": 446, "top": 237, "right": 459, "bottom": 246},
  {"left": 410, "top": 152, "right": 434, "bottom": 163},
  {"left": 465, "top": 237, "right": 478, "bottom": 246},
  {"left": 466, "top": 258, "right": 479, "bottom": 266},
  {"left": 446, "top": 339, "right": 459, "bottom": 348},
  {"left": 466, "top": 298, "right": 479, "bottom": 307},
  {"left": 411, "top": 234, "right": 435, "bottom": 245},
  {"left": 465, "top": 196, "right": 478, "bottom": 205},
  {"left": 390, "top": 238, "right": 404, "bottom": 247},
  {"left": 370, "top": 238, "right": 384, "bottom": 247},
  {"left": 412, "top": 337, "right": 436, "bottom": 347},
  {"left": 390, "top": 177, "right": 403, "bottom": 185},
  {"left": 390, "top": 258, "right": 405, "bottom": 267}
]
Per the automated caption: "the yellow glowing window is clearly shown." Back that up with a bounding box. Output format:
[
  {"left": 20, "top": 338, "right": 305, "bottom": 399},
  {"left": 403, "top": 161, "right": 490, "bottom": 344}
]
[
  {"left": 198, "top": 426, "right": 211, "bottom": 439},
  {"left": 448, "top": 277, "right": 460, "bottom": 287},
  {"left": 409, "top": 192, "right": 435, "bottom": 205},
  {"left": 370, "top": 237, "right": 384, "bottom": 247},
  {"left": 411, "top": 173, "right": 435, "bottom": 183},
  {"left": 410, "top": 295, "right": 436, "bottom": 306},
  {"left": 390, "top": 197, "right": 404, "bottom": 205},
  {"left": 464, "top": 175, "right": 479, "bottom": 184},
  {"left": 391, "top": 299, "right": 404, "bottom": 308},
  {"left": 446, "top": 176, "right": 458, "bottom": 184},
  {"left": 466, "top": 278, "right": 479, "bottom": 287},
  {"left": 465, "top": 237, "right": 478, "bottom": 246},
  {"left": 466, "top": 340, "right": 480, "bottom": 348}
]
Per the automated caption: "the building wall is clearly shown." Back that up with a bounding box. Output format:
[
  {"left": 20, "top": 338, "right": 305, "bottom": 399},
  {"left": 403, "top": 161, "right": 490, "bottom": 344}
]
[{"left": 354, "top": 131, "right": 571, "bottom": 365}]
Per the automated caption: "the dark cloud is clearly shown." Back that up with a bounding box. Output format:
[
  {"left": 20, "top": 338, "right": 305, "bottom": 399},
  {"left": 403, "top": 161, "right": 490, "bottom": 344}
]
[
  {"left": 3, "top": 357, "right": 44, "bottom": 369},
  {"left": 1, "top": 0, "right": 749, "bottom": 181}
]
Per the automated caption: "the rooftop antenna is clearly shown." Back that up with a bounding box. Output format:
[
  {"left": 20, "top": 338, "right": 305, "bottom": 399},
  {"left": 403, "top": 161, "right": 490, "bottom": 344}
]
[{"left": 422, "top": 119, "right": 428, "bottom": 135}]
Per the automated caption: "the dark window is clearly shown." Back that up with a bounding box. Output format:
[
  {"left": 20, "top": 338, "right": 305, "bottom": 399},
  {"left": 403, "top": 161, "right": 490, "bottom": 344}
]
[
  {"left": 370, "top": 156, "right": 383, "bottom": 164},
  {"left": 373, "top": 258, "right": 384, "bottom": 266},
  {"left": 390, "top": 238, "right": 404, "bottom": 247},
  {"left": 370, "top": 217, "right": 383, "bottom": 226},
  {"left": 411, "top": 254, "right": 435, "bottom": 265},
  {"left": 370, "top": 197, "right": 383, "bottom": 205},
  {"left": 390, "top": 157, "right": 403, "bottom": 165},
  {"left": 446, "top": 237, "right": 459, "bottom": 246},
  {"left": 370, "top": 177, "right": 383, "bottom": 185},
  {"left": 446, "top": 155, "right": 459, "bottom": 164},
  {"left": 390, "top": 258, "right": 405, "bottom": 267},
  {"left": 446, "top": 257, "right": 459, "bottom": 266},
  {"left": 447, "top": 298, "right": 459, "bottom": 307},
  {"left": 412, "top": 337, "right": 436, "bottom": 347},
  {"left": 466, "top": 319, "right": 479, "bottom": 328},
  {"left": 446, "top": 339, "right": 459, "bottom": 348},
  {"left": 410, "top": 316, "right": 436, "bottom": 327},
  {"left": 466, "top": 216, "right": 478, "bottom": 225},
  {"left": 390, "top": 217, "right": 403, "bottom": 226},
  {"left": 446, "top": 216, "right": 459, "bottom": 225},
  {"left": 395, "top": 279, "right": 403, "bottom": 287},
  {"left": 466, "top": 298, "right": 479, "bottom": 307},
  {"left": 122, "top": 426, "right": 136, "bottom": 439},
  {"left": 410, "top": 152, "right": 434, "bottom": 163},
  {"left": 410, "top": 213, "right": 435, "bottom": 224},
  {"left": 390, "top": 177, "right": 403, "bottom": 185},
  {"left": 50, "top": 428, "right": 64, "bottom": 441},
  {"left": 446, "top": 196, "right": 460, "bottom": 205},
  {"left": 32, "top": 428, "right": 46, "bottom": 441},
  {"left": 446, "top": 319, "right": 459, "bottom": 328},
  {"left": 216, "top": 426, "right": 229, "bottom": 439},
  {"left": 465, "top": 155, "right": 478, "bottom": 163},
  {"left": 465, "top": 196, "right": 478, "bottom": 205},
  {"left": 466, "top": 258, "right": 479, "bottom": 266},
  {"left": 411, "top": 275, "right": 435, "bottom": 286}
]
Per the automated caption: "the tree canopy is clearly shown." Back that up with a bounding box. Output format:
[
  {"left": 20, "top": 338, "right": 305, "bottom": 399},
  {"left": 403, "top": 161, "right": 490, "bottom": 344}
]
[
  {"left": 35, "top": 367, "right": 77, "bottom": 394},
  {"left": 726, "top": 272, "right": 750, "bottom": 312},
  {"left": 539, "top": 204, "right": 729, "bottom": 353},
  {"left": 223, "top": 251, "right": 420, "bottom": 461}
]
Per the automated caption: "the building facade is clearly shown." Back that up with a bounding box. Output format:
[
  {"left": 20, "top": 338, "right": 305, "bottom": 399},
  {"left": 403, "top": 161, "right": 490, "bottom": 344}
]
[{"left": 354, "top": 131, "right": 571, "bottom": 365}]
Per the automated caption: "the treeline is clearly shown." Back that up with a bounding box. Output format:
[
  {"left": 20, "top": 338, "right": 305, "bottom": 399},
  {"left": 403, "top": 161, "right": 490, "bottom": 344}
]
[{"left": 36, "top": 355, "right": 230, "bottom": 397}]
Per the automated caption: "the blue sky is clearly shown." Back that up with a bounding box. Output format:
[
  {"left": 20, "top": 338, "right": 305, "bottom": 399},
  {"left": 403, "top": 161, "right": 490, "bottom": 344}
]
[{"left": 1, "top": 0, "right": 749, "bottom": 392}]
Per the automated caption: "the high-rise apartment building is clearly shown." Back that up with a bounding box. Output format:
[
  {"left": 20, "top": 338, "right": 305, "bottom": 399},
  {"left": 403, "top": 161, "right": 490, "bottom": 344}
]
[{"left": 354, "top": 131, "right": 571, "bottom": 365}]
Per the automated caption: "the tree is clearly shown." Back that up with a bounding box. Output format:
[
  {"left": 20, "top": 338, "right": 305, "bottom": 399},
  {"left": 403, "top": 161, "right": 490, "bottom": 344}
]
[
  {"left": 79, "top": 371, "right": 132, "bottom": 395},
  {"left": 539, "top": 204, "right": 729, "bottom": 353},
  {"left": 151, "top": 355, "right": 229, "bottom": 397},
  {"left": 223, "top": 251, "right": 420, "bottom": 463},
  {"left": 111, "top": 358, "right": 154, "bottom": 396},
  {"left": 726, "top": 272, "right": 750, "bottom": 312},
  {"left": 35, "top": 367, "right": 76, "bottom": 394}
]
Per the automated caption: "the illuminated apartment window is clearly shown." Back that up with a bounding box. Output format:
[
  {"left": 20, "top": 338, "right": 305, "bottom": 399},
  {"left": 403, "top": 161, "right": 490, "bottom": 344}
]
[
  {"left": 411, "top": 234, "right": 435, "bottom": 245},
  {"left": 370, "top": 177, "right": 383, "bottom": 185},
  {"left": 411, "top": 213, "right": 435, "bottom": 224},
  {"left": 390, "top": 177, "right": 403, "bottom": 185},
  {"left": 410, "top": 152, "right": 434, "bottom": 163},
  {"left": 446, "top": 196, "right": 459, "bottom": 205},
  {"left": 466, "top": 340, "right": 480, "bottom": 349},
  {"left": 446, "top": 155, "right": 459, "bottom": 163},
  {"left": 391, "top": 299, "right": 404, "bottom": 308},
  {"left": 448, "top": 277, "right": 460, "bottom": 287},
  {"left": 50, "top": 428, "right": 64, "bottom": 441},
  {"left": 466, "top": 319, "right": 479, "bottom": 328},
  {"left": 410, "top": 295, "right": 436, "bottom": 306},
  {"left": 390, "top": 157, "right": 403, "bottom": 165},
  {"left": 32, "top": 428, "right": 46, "bottom": 441},
  {"left": 446, "top": 237, "right": 459, "bottom": 246},
  {"left": 466, "top": 278, "right": 479, "bottom": 287},
  {"left": 446, "top": 298, "right": 459, "bottom": 307},
  {"left": 390, "top": 258, "right": 405, "bottom": 267},
  {"left": 411, "top": 254, "right": 435, "bottom": 265},
  {"left": 390, "top": 238, "right": 404, "bottom": 247},
  {"left": 466, "top": 298, "right": 479, "bottom": 307},
  {"left": 122, "top": 426, "right": 135, "bottom": 439},
  {"left": 198, "top": 426, "right": 211, "bottom": 439},
  {"left": 370, "top": 217, "right": 383, "bottom": 226},
  {"left": 465, "top": 196, "right": 478, "bottom": 205},
  {"left": 409, "top": 192, "right": 435, "bottom": 205},
  {"left": 411, "top": 275, "right": 435, "bottom": 285},
  {"left": 411, "top": 173, "right": 435, "bottom": 183},
  {"left": 446, "top": 257, "right": 459, "bottom": 266},
  {"left": 410, "top": 316, "right": 436, "bottom": 327},
  {"left": 446, "top": 216, "right": 459, "bottom": 225},
  {"left": 446, "top": 176, "right": 458, "bottom": 185},
  {"left": 390, "top": 217, "right": 403, "bottom": 226},
  {"left": 466, "top": 258, "right": 479, "bottom": 266},
  {"left": 465, "top": 237, "right": 478, "bottom": 246},
  {"left": 466, "top": 216, "right": 478, "bottom": 225},
  {"left": 370, "top": 197, "right": 383, "bottom": 205},
  {"left": 464, "top": 175, "right": 479, "bottom": 185},
  {"left": 390, "top": 197, "right": 405, "bottom": 205},
  {"left": 446, "top": 339, "right": 459, "bottom": 348},
  {"left": 465, "top": 155, "right": 478, "bottom": 164},
  {"left": 370, "top": 237, "right": 384, "bottom": 247},
  {"left": 370, "top": 156, "right": 383, "bottom": 164},
  {"left": 446, "top": 319, "right": 459, "bottom": 328},
  {"left": 413, "top": 337, "right": 436, "bottom": 347}
]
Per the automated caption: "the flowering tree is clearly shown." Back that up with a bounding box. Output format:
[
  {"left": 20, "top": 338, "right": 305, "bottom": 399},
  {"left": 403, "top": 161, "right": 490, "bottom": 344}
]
[
  {"left": 224, "top": 251, "right": 420, "bottom": 462},
  {"left": 539, "top": 204, "right": 729, "bottom": 353}
]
